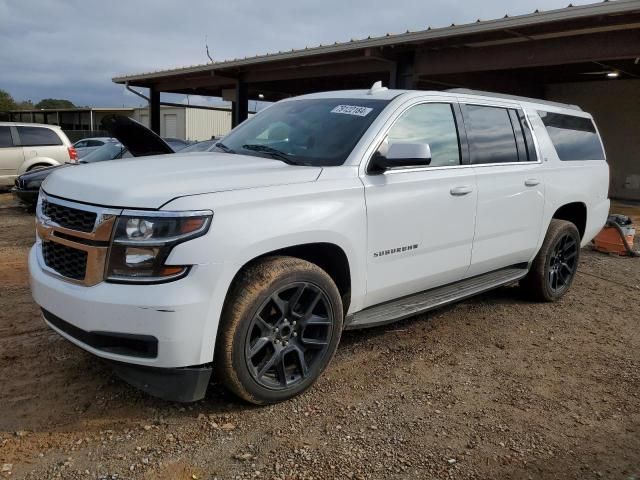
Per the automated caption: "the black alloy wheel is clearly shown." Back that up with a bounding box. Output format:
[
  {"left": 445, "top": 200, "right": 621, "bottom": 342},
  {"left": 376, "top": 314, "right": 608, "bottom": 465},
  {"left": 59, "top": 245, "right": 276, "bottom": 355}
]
[
  {"left": 245, "top": 282, "right": 334, "bottom": 390},
  {"left": 216, "top": 256, "right": 343, "bottom": 404},
  {"left": 547, "top": 233, "right": 579, "bottom": 293},
  {"left": 520, "top": 219, "right": 581, "bottom": 302}
]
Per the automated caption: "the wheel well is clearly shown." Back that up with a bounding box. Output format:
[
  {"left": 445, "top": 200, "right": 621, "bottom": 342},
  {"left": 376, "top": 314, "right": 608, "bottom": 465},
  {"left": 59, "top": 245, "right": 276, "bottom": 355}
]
[
  {"left": 27, "top": 163, "right": 53, "bottom": 171},
  {"left": 552, "top": 202, "right": 587, "bottom": 239},
  {"left": 237, "top": 243, "right": 351, "bottom": 312}
]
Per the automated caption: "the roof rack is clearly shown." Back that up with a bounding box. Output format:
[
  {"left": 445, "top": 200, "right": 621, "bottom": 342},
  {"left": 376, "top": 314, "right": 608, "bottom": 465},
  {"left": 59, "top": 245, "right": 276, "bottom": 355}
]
[{"left": 446, "top": 88, "right": 582, "bottom": 111}]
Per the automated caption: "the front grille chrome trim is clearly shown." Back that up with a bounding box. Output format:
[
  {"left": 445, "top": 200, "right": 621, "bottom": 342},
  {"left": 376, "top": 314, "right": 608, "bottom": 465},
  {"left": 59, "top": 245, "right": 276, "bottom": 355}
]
[{"left": 36, "top": 191, "right": 122, "bottom": 286}]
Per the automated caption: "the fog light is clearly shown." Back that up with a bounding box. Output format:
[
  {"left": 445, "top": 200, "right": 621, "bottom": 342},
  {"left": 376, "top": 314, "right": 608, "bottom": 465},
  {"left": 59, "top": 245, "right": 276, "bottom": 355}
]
[
  {"left": 125, "top": 247, "right": 157, "bottom": 267},
  {"left": 126, "top": 218, "right": 154, "bottom": 240}
]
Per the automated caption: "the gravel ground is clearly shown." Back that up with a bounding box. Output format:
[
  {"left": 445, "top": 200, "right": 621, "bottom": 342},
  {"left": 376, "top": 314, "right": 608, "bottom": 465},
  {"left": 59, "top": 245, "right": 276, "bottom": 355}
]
[{"left": 0, "top": 192, "right": 639, "bottom": 480}]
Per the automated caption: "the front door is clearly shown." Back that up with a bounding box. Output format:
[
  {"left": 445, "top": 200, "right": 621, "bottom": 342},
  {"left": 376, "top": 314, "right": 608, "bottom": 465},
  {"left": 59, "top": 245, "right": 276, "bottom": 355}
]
[{"left": 362, "top": 102, "right": 477, "bottom": 308}]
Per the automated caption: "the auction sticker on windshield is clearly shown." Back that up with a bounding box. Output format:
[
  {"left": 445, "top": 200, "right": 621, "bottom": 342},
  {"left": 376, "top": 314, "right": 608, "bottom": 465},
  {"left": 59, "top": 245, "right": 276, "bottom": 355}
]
[{"left": 331, "top": 105, "right": 373, "bottom": 116}]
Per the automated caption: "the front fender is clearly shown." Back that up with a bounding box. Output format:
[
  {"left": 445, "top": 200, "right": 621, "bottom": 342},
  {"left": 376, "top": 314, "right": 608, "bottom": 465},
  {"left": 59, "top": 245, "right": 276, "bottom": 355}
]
[{"left": 162, "top": 177, "right": 367, "bottom": 364}]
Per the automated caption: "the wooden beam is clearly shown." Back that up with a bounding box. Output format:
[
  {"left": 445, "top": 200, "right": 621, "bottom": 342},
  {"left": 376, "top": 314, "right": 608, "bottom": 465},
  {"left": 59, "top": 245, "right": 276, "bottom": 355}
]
[
  {"left": 243, "top": 60, "right": 388, "bottom": 83},
  {"left": 415, "top": 29, "right": 640, "bottom": 75}
]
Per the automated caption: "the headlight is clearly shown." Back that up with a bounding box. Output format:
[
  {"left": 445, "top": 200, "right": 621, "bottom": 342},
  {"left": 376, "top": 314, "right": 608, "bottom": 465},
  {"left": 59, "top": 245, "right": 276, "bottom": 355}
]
[{"left": 106, "top": 210, "right": 212, "bottom": 283}]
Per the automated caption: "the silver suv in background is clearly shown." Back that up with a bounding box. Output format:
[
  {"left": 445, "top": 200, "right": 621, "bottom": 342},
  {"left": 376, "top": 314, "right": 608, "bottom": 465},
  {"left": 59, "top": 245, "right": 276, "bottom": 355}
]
[{"left": 0, "top": 122, "right": 76, "bottom": 187}]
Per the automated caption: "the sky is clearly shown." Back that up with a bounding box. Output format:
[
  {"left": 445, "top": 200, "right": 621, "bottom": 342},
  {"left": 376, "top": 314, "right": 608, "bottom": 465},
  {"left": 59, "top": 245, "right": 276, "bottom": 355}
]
[{"left": 0, "top": 0, "right": 598, "bottom": 108}]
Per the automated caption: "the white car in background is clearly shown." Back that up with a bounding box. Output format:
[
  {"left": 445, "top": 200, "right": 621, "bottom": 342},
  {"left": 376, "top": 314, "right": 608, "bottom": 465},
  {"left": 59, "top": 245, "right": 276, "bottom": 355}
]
[
  {"left": 73, "top": 137, "right": 113, "bottom": 158},
  {"left": 0, "top": 122, "right": 76, "bottom": 187}
]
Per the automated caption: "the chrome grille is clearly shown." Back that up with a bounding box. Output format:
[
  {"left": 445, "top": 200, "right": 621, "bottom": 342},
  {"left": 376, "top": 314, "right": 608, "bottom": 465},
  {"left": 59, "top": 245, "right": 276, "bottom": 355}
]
[
  {"left": 42, "top": 199, "right": 97, "bottom": 233},
  {"left": 36, "top": 193, "right": 120, "bottom": 286},
  {"left": 42, "top": 241, "right": 88, "bottom": 281}
]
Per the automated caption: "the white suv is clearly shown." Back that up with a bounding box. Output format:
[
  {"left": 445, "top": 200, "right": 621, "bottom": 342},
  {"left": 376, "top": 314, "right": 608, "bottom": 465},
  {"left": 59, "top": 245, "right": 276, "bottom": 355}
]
[
  {"left": 29, "top": 85, "right": 610, "bottom": 404},
  {"left": 0, "top": 122, "right": 76, "bottom": 187}
]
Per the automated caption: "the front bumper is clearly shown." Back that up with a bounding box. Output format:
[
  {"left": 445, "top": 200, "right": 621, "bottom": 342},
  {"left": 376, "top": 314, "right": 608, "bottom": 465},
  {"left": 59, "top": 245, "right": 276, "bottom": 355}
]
[
  {"left": 12, "top": 187, "right": 38, "bottom": 206},
  {"left": 29, "top": 246, "right": 217, "bottom": 369}
]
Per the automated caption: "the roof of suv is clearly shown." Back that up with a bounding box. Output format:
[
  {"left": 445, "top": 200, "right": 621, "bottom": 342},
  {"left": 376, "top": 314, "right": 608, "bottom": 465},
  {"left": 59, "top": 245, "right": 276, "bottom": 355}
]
[{"left": 295, "top": 86, "right": 583, "bottom": 113}]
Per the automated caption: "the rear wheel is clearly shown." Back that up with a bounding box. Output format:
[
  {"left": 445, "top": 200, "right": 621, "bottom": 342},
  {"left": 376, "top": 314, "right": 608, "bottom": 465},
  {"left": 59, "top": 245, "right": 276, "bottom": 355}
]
[
  {"left": 215, "top": 256, "right": 343, "bottom": 404},
  {"left": 520, "top": 219, "right": 580, "bottom": 302},
  {"left": 27, "top": 164, "right": 50, "bottom": 172}
]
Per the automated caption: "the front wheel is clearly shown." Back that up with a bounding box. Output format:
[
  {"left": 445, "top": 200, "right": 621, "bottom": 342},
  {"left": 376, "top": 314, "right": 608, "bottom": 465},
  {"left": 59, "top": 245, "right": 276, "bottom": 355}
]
[
  {"left": 520, "top": 219, "right": 581, "bottom": 302},
  {"left": 215, "top": 256, "right": 343, "bottom": 404}
]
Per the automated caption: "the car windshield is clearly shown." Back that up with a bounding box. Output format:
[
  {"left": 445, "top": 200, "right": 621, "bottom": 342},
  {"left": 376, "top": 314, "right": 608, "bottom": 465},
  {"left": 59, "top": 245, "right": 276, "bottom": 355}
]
[
  {"left": 180, "top": 139, "right": 217, "bottom": 153},
  {"left": 80, "top": 142, "right": 125, "bottom": 163},
  {"left": 220, "top": 98, "right": 390, "bottom": 166},
  {"left": 164, "top": 138, "right": 188, "bottom": 151}
]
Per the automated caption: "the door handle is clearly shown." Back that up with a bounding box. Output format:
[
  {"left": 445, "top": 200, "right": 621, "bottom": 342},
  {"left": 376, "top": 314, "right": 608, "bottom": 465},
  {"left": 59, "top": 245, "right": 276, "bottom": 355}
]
[
  {"left": 525, "top": 178, "right": 540, "bottom": 187},
  {"left": 450, "top": 185, "right": 473, "bottom": 196}
]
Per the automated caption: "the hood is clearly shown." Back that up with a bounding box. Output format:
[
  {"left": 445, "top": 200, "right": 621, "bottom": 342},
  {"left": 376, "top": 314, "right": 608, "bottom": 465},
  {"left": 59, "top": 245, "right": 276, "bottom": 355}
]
[
  {"left": 17, "top": 164, "right": 73, "bottom": 187},
  {"left": 42, "top": 152, "right": 322, "bottom": 208},
  {"left": 100, "top": 115, "right": 174, "bottom": 156}
]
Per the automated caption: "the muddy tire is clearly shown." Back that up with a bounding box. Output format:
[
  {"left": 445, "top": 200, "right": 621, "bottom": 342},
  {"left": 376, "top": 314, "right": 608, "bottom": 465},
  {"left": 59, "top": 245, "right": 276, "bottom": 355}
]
[
  {"left": 215, "top": 256, "right": 343, "bottom": 404},
  {"left": 520, "top": 219, "right": 581, "bottom": 302}
]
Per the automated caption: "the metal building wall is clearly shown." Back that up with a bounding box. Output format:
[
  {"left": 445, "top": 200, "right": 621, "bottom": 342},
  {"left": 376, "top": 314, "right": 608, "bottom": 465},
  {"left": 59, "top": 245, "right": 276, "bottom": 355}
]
[
  {"left": 185, "top": 108, "right": 232, "bottom": 141},
  {"left": 133, "top": 107, "right": 187, "bottom": 139}
]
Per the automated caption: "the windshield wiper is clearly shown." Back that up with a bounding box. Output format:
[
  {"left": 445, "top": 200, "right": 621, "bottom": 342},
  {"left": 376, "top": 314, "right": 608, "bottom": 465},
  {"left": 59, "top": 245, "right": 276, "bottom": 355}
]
[
  {"left": 215, "top": 142, "right": 235, "bottom": 154},
  {"left": 241, "top": 144, "right": 300, "bottom": 165}
]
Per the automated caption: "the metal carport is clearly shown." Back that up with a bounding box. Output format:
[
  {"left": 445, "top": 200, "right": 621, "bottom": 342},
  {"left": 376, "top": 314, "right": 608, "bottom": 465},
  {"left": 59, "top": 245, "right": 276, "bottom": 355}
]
[{"left": 113, "top": 0, "right": 640, "bottom": 200}]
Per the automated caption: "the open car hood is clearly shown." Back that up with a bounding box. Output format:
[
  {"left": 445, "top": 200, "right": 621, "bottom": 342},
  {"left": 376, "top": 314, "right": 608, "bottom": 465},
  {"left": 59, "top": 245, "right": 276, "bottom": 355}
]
[{"left": 100, "top": 115, "right": 174, "bottom": 156}]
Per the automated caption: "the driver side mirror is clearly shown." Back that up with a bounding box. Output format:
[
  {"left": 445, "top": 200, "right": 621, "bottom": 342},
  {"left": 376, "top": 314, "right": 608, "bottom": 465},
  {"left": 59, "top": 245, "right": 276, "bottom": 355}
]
[{"left": 368, "top": 142, "right": 432, "bottom": 174}]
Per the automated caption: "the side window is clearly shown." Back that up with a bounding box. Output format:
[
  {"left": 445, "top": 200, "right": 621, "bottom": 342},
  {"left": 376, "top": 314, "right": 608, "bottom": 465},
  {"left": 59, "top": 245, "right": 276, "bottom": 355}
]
[
  {"left": 74, "top": 140, "right": 87, "bottom": 148},
  {"left": 0, "top": 127, "right": 13, "bottom": 148},
  {"left": 386, "top": 103, "right": 461, "bottom": 167},
  {"left": 538, "top": 111, "right": 605, "bottom": 161},
  {"left": 16, "top": 126, "right": 63, "bottom": 147},
  {"left": 87, "top": 140, "right": 103, "bottom": 147},
  {"left": 464, "top": 105, "right": 519, "bottom": 164}
]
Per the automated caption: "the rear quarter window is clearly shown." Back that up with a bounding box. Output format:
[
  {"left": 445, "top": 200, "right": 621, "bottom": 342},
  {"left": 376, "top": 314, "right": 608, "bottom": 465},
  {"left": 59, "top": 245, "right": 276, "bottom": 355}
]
[
  {"left": 0, "top": 126, "right": 13, "bottom": 147},
  {"left": 16, "top": 126, "right": 63, "bottom": 147},
  {"left": 538, "top": 111, "right": 604, "bottom": 161}
]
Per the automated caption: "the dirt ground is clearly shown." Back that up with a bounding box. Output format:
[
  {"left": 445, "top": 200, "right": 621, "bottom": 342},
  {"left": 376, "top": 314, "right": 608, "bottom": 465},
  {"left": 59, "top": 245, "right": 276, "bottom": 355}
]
[{"left": 0, "top": 192, "right": 638, "bottom": 480}]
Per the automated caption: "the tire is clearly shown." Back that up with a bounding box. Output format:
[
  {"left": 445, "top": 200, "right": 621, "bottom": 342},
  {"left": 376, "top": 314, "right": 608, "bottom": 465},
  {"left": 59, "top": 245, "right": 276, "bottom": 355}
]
[
  {"left": 520, "top": 219, "right": 581, "bottom": 302},
  {"left": 215, "top": 256, "right": 343, "bottom": 404},
  {"left": 27, "top": 164, "right": 50, "bottom": 172}
]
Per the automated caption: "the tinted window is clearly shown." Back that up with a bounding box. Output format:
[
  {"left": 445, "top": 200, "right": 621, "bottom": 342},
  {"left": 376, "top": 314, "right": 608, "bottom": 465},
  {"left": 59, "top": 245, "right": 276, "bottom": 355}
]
[
  {"left": 465, "top": 105, "right": 519, "bottom": 164},
  {"left": 80, "top": 143, "right": 124, "bottom": 163},
  {"left": 17, "top": 126, "right": 62, "bottom": 146},
  {"left": 180, "top": 139, "right": 217, "bottom": 152},
  {"left": 539, "top": 111, "right": 604, "bottom": 161},
  {"left": 386, "top": 103, "right": 460, "bottom": 167},
  {"left": 221, "top": 98, "right": 389, "bottom": 166},
  {"left": 86, "top": 140, "right": 104, "bottom": 147},
  {"left": 74, "top": 140, "right": 88, "bottom": 148},
  {"left": 0, "top": 127, "right": 13, "bottom": 147}
]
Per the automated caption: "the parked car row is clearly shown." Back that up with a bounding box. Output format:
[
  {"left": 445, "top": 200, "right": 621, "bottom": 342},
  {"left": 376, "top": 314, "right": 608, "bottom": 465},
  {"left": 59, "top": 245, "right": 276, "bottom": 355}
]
[{"left": 12, "top": 116, "right": 177, "bottom": 206}]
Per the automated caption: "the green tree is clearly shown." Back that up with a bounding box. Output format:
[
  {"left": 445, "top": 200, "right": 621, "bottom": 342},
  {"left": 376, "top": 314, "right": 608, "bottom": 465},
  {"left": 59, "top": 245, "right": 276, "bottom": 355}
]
[
  {"left": 35, "top": 98, "right": 76, "bottom": 109},
  {"left": 16, "top": 100, "right": 34, "bottom": 110},
  {"left": 0, "top": 89, "right": 17, "bottom": 112}
]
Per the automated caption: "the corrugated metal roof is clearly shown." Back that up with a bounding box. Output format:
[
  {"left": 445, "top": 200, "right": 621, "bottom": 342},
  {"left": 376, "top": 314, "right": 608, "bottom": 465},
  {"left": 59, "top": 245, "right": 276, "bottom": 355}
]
[{"left": 113, "top": 0, "right": 640, "bottom": 83}]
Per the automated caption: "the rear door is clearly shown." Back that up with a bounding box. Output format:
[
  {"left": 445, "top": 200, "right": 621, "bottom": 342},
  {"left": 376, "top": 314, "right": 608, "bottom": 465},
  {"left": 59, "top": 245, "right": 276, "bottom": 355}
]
[
  {"left": 362, "top": 100, "right": 478, "bottom": 307},
  {"left": 460, "top": 102, "right": 545, "bottom": 277},
  {"left": 16, "top": 126, "right": 66, "bottom": 164},
  {"left": 0, "top": 126, "right": 24, "bottom": 182}
]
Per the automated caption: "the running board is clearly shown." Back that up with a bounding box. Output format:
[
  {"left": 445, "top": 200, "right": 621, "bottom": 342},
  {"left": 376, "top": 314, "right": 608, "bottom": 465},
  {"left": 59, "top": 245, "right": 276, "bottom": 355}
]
[{"left": 345, "top": 267, "right": 528, "bottom": 330}]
